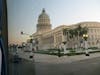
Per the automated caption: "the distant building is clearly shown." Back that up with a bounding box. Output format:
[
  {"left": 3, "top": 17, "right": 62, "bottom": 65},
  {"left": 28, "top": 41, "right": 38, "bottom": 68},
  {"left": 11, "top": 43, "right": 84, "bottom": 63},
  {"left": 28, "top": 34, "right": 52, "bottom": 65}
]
[{"left": 32, "top": 9, "right": 100, "bottom": 50}]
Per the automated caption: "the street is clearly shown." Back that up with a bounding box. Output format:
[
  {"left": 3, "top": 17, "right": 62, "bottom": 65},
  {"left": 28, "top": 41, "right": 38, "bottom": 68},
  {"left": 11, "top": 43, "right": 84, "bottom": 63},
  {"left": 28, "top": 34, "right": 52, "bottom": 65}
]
[
  {"left": 9, "top": 53, "right": 100, "bottom": 75},
  {"left": 9, "top": 59, "right": 36, "bottom": 75},
  {"left": 35, "top": 56, "right": 100, "bottom": 75}
]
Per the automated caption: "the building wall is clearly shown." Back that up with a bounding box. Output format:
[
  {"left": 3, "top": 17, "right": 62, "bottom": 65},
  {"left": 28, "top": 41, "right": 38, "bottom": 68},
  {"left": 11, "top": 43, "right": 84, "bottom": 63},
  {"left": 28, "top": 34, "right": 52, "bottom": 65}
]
[
  {"left": 33, "top": 22, "right": 100, "bottom": 50},
  {"left": 63, "top": 22, "right": 100, "bottom": 48},
  {"left": 81, "top": 22, "right": 100, "bottom": 48}
]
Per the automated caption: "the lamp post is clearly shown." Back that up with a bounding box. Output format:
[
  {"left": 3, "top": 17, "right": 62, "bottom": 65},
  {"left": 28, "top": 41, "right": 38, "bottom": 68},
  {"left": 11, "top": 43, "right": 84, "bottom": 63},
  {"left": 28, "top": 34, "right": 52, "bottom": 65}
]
[
  {"left": 83, "top": 34, "right": 88, "bottom": 41},
  {"left": 21, "top": 31, "right": 31, "bottom": 36},
  {"left": 21, "top": 31, "right": 35, "bottom": 51},
  {"left": 83, "top": 34, "right": 89, "bottom": 56}
]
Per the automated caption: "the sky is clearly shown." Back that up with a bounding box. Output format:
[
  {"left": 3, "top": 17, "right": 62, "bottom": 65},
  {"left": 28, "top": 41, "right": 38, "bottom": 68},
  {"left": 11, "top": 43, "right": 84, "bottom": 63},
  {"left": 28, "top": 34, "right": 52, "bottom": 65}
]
[{"left": 7, "top": 0, "right": 100, "bottom": 45}]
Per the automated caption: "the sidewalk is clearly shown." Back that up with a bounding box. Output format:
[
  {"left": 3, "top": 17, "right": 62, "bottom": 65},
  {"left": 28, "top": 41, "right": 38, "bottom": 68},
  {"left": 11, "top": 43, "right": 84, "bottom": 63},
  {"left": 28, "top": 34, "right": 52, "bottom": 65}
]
[{"left": 34, "top": 52, "right": 100, "bottom": 64}]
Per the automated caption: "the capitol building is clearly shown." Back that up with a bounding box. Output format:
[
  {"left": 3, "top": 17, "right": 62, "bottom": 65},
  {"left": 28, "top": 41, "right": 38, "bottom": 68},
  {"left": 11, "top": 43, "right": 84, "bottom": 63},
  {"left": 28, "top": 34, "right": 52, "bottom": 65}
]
[{"left": 32, "top": 9, "right": 100, "bottom": 50}]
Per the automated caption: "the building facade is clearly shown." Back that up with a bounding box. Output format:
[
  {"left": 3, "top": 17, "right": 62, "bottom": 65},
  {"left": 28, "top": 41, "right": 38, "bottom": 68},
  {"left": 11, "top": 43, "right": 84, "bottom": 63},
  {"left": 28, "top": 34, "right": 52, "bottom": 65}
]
[{"left": 32, "top": 9, "right": 100, "bottom": 50}]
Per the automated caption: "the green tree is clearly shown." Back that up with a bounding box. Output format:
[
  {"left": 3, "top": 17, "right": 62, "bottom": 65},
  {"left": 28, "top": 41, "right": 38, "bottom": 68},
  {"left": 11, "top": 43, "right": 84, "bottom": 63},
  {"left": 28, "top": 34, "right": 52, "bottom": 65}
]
[
  {"left": 76, "top": 25, "right": 88, "bottom": 48},
  {"left": 63, "top": 25, "right": 88, "bottom": 49}
]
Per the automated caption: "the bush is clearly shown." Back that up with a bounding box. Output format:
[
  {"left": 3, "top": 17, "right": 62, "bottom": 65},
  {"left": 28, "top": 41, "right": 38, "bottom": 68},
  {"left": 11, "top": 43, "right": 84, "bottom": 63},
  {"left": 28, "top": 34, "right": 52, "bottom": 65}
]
[
  {"left": 67, "top": 52, "right": 84, "bottom": 56},
  {"left": 89, "top": 50, "right": 100, "bottom": 53},
  {"left": 47, "top": 48, "right": 59, "bottom": 51},
  {"left": 88, "top": 47, "right": 98, "bottom": 50},
  {"left": 67, "top": 48, "right": 73, "bottom": 50},
  {"left": 70, "top": 49, "right": 76, "bottom": 53}
]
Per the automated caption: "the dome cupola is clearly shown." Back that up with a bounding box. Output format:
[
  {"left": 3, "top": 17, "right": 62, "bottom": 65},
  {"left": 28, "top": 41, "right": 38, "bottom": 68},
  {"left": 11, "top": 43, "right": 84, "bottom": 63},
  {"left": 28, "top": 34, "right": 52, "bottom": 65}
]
[
  {"left": 37, "top": 8, "right": 52, "bottom": 33},
  {"left": 38, "top": 8, "right": 50, "bottom": 25}
]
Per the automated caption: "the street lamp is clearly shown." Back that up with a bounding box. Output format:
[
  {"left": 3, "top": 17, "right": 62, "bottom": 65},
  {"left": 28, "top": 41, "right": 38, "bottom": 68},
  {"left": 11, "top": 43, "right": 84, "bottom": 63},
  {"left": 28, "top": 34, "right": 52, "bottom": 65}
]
[
  {"left": 83, "top": 34, "right": 88, "bottom": 41},
  {"left": 21, "top": 31, "right": 31, "bottom": 36},
  {"left": 20, "top": 31, "right": 39, "bottom": 51},
  {"left": 83, "top": 34, "right": 89, "bottom": 56},
  {"left": 21, "top": 31, "right": 34, "bottom": 50}
]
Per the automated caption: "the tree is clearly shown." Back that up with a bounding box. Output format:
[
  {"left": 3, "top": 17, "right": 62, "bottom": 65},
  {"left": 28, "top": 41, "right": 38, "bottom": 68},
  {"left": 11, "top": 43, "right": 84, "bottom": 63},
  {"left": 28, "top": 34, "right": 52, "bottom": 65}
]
[
  {"left": 62, "top": 25, "right": 88, "bottom": 49},
  {"left": 76, "top": 25, "right": 88, "bottom": 48}
]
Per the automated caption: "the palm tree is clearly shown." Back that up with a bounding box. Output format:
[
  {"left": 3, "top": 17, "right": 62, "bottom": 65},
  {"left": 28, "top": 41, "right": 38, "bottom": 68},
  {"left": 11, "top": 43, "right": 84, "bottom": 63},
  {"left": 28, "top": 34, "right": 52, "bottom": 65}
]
[
  {"left": 75, "top": 25, "right": 83, "bottom": 48},
  {"left": 68, "top": 29, "right": 76, "bottom": 48},
  {"left": 63, "top": 25, "right": 88, "bottom": 49},
  {"left": 76, "top": 25, "right": 88, "bottom": 48}
]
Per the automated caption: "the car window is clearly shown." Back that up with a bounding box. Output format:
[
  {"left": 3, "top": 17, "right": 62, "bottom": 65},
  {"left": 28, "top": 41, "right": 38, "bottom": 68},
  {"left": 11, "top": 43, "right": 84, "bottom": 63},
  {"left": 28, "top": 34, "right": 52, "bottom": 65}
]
[{"left": 7, "top": 0, "right": 100, "bottom": 75}]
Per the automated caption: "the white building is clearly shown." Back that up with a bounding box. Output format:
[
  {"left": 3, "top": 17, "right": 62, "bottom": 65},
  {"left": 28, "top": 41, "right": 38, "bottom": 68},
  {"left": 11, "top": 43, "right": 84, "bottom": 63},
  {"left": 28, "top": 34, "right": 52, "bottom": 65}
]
[{"left": 32, "top": 9, "right": 100, "bottom": 50}]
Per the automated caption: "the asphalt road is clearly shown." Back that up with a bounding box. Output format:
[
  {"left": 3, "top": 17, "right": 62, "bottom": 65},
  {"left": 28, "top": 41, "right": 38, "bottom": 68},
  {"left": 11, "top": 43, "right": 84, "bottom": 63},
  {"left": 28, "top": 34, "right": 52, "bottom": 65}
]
[
  {"left": 35, "top": 57, "right": 100, "bottom": 75},
  {"left": 9, "top": 56, "right": 100, "bottom": 75},
  {"left": 9, "top": 59, "right": 36, "bottom": 75}
]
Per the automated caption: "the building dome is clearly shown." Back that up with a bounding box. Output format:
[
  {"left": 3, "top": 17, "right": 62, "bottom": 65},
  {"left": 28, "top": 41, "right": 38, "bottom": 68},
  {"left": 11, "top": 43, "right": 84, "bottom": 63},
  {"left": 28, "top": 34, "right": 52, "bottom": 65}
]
[
  {"left": 38, "top": 8, "right": 50, "bottom": 24},
  {"left": 37, "top": 8, "right": 52, "bottom": 33}
]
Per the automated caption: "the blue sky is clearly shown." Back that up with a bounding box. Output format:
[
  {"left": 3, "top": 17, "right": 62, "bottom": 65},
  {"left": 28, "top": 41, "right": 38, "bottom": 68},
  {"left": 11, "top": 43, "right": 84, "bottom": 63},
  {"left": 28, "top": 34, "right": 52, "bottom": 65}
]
[{"left": 7, "top": 0, "right": 100, "bottom": 44}]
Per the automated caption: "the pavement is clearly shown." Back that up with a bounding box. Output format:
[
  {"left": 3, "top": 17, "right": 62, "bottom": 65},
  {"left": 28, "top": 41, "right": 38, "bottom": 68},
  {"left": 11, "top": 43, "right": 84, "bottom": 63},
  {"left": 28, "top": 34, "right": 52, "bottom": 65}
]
[{"left": 34, "top": 52, "right": 100, "bottom": 64}]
